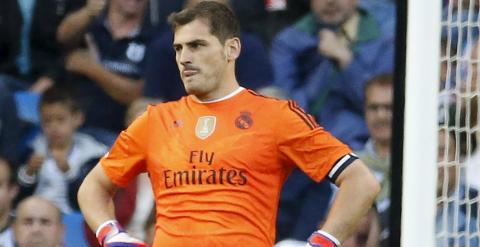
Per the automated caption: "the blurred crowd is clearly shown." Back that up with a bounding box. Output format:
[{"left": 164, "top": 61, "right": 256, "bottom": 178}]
[{"left": 0, "top": 0, "right": 478, "bottom": 246}]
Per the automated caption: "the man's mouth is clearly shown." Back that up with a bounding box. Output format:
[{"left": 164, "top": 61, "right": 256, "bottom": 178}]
[{"left": 183, "top": 69, "right": 199, "bottom": 77}]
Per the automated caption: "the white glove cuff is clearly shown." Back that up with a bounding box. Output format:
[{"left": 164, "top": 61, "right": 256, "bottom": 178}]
[{"left": 95, "top": 220, "right": 120, "bottom": 238}]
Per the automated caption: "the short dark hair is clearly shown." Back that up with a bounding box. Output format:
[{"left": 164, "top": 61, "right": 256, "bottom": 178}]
[
  {"left": 39, "top": 86, "right": 80, "bottom": 113},
  {"left": 364, "top": 73, "right": 393, "bottom": 98},
  {"left": 167, "top": 1, "right": 240, "bottom": 44}
]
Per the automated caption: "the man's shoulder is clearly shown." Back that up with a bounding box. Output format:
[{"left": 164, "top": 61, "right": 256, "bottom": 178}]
[
  {"left": 243, "top": 90, "right": 313, "bottom": 122},
  {"left": 244, "top": 89, "right": 288, "bottom": 107},
  {"left": 357, "top": 3, "right": 396, "bottom": 40},
  {"left": 147, "top": 96, "right": 189, "bottom": 112}
]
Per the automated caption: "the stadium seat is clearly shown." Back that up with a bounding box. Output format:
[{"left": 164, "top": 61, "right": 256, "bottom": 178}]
[{"left": 63, "top": 211, "right": 90, "bottom": 247}]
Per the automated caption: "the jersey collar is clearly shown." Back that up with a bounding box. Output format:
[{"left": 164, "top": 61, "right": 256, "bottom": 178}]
[{"left": 194, "top": 87, "right": 245, "bottom": 104}]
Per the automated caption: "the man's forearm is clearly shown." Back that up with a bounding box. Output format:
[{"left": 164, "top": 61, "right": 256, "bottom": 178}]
[
  {"left": 320, "top": 161, "right": 380, "bottom": 242},
  {"left": 57, "top": 7, "right": 95, "bottom": 46},
  {"left": 82, "top": 65, "right": 143, "bottom": 104},
  {"left": 78, "top": 165, "right": 117, "bottom": 232}
]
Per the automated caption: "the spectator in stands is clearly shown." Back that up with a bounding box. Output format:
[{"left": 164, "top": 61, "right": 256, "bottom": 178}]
[
  {"left": 355, "top": 73, "right": 393, "bottom": 246},
  {"left": 436, "top": 128, "right": 479, "bottom": 247},
  {"left": 271, "top": 0, "right": 395, "bottom": 150},
  {"left": 13, "top": 196, "right": 64, "bottom": 247},
  {"left": 0, "top": 0, "right": 85, "bottom": 93},
  {"left": 57, "top": 0, "right": 154, "bottom": 133},
  {"left": 142, "top": 0, "right": 274, "bottom": 101},
  {"left": 0, "top": 156, "right": 18, "bottom": 247},
  {"left": 266, "top": 0, "right": 397, "bottom": 48},
  {"left": 16, "top": 86, "right": 107, "bottom": 213}
]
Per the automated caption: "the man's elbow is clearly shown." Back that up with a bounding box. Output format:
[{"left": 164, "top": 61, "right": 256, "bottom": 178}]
[
  {"left": 366, "top": 174, "right": 381, "bottom": 201},
  {"left": 77, "top": 165, "right": 102, "bottom": 208},
  {"left": 119, "top": 91, "right": 141, "bottom": 105},
  {"left": 56, "top": 27, "right": 78, "bottom": 49},
  {"left": 77, "top": 174, "right": 91, "bottom": 208},
  {"left": 352, "top": 161, "right": 381, "bottom": 201},
  {"left": 56, "top": 29, "right": 67, "bottom": 45},
  {"left": 339, "top": 161, "right": 381, "bottom": 200},
  {"left": 369, "top": 178, "right": 382, "bottom": 199},
  {"left": 114, "top": 81, "right": 143, "bottom": 104}
]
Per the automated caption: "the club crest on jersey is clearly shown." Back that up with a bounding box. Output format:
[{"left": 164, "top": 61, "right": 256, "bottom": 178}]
[
  {"left": 235, "top": 112, "right": 253, "bottom": 129},
  {"left": 126, "top": 42, "right": 146, "bottom": 62},
  {"left": 195, "top": 116, "right": 216, "bottom": 140}
]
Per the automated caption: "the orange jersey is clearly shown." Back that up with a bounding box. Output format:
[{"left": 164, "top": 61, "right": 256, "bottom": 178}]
[{"left": 100, "top": 88, "right": 353, "bottom": 246}]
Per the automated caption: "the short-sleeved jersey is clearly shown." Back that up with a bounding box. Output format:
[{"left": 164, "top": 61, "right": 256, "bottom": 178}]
[{"left": 100, "top": 88, "right": 354, "bottom": 246}]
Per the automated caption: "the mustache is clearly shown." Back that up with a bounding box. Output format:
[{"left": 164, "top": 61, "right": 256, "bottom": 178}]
[{"left": 182, "top": 64, "right": 200, "bottom": 71}]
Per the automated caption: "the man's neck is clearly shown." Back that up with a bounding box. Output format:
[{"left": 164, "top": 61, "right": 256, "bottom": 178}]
[
  {"left": 193, "top": 85, "right": 242, "bottom": 103},
  {"left": 373, "top": 140, "right": 390, "bottom": 159},
  {"left": 49, "top": 138, "right": 73, "bottom": 152},
  {"left": 107, "top": 7, "right": 143, "bottom": 39}
]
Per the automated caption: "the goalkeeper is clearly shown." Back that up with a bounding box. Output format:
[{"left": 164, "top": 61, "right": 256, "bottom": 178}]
[{"left": 77, "top": 1, "right": 380, "bottom": 247}]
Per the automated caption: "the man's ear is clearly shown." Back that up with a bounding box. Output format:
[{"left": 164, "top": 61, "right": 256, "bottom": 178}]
[
  {"left": 8, "top": 184, "right": 18, "bottom": 202},
  {"left": 225, "top": 37, "right": 241, "bottom": 61}
]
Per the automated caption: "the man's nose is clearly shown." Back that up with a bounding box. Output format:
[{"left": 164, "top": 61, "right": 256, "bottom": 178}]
[
  {"left": 377, "top": 107, "right": 392, "bottom": 118},
  {"left": 29, "top": 221, "right": 44, "bottom": 231},
  {"left": 178, "top": 49, "right": 192, "bottom": 65}
]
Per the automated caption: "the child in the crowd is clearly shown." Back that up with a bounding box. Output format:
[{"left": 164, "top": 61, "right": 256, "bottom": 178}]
[{"left": 16, "top": 86, "right": 107, "bottom": 213}]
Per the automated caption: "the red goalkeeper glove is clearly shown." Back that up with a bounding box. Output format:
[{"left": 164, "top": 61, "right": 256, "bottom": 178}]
[
  {"left": 306, "top": 230, "right": 340, "bottom": 247},
  {"left": 96, "top": 220, "right": 147, "bottom": 247}
]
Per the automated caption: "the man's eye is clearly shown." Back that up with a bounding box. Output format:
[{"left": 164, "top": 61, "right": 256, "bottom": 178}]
[{"left": 41, "top": 219, "right": 53, "bottom": 226}]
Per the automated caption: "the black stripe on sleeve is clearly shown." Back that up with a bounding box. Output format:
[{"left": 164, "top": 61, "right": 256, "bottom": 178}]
[
  {"left": 290, "top": 100, "right": 320, "bottom": 128},
  {"left": 287, "top": 100, "right": 317, "bottom": 130}
]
